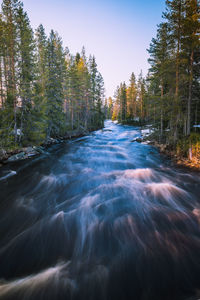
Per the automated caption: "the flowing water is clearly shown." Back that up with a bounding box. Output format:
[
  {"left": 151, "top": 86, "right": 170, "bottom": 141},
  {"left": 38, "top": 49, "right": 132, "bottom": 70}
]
[{"left": 0, "top": 120, "right": 200, "bottom": 300}]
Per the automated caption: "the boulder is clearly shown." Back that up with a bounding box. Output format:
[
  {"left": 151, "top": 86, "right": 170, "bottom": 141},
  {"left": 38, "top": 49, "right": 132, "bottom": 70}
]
[
  {"left": 131, "top": 138, "right": 143, "bottom": 143},
  {"left": 26, "top": 146, "right": 34, "bottom": 153},
  {"left": 22, "top": 147, "right": 40, "bottom": 157},
  {"left": 7, "top": 152, "right": 26, "bottom": 162},
  {"left": 27, "top": 151, "right": 38, "bottom": 158},
  {"left": 33, "top": 146, "right": 46, "bottom": 154},
  {"left": 44, "top": 137, "right": 59, "bottom": 146}
]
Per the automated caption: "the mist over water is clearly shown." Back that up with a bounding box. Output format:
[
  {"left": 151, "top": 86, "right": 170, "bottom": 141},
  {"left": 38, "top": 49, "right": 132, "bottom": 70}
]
[{"left": 0, "top": 120, "right": 200, "bottom": 300}]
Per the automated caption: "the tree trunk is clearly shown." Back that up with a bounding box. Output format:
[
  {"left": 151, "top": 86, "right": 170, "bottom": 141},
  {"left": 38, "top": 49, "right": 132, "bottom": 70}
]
[
  {"left": 187, "top": 50, "right": 194, "bottom": 136},
  {"left": 195, "top": 101, "right": 198, "bottom": 132},
  {"left": 174, "top": 1, "right": 181, "bottom": 143},
  {"left": 3, "top": 54, "right": 8, "bottom": 100},
  {"left": 160, "top": 79, "right": 164, "bottom": 137},
  {"left": 8, "top": 9, "right": 17, "bottom": 142},
  {"left": 0, "top": 58, "right": 4, "bottom": 107}
]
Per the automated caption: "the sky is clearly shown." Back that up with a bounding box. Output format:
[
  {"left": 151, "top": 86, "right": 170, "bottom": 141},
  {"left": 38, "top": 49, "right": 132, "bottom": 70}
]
[{"left": 4, "top": 0, "right": 166, "bottom": 97}]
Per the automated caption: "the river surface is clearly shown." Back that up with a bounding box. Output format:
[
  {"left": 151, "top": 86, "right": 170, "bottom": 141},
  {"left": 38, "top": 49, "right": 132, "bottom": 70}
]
[{"left": 0, "top": 120, "right": 200, "bottom": 300}]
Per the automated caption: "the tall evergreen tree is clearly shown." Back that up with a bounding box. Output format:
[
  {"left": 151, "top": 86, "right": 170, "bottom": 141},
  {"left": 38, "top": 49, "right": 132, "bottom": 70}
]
[
  {"left": 45, "top": 30, "right": 66, "bottom": 138},
  {"left": 95, "top": 72, "right": 104, "bottom": 127},
  {"left": 127, "top": 72, "right": 137, "bottom": 120},
  {"left": 16, "top": 5, "right": 35, "bottom": 143},
  {"left": 0, "top": 0, "right": 105, "bottom": 150},
  {"left": 1, "top": 0, "right": 21, "bottom": 144},
  {"left": 0, "top": 12, "right": 5, "bottom": 108},
  {"left": 164, "top": 0, "right": 185, "bottom": 140},
  {"left": 89, "top": 55, "right": 98, "bottom": 124},
  {"left": 137, "top": 71, "right": 146, "bottom": 122},
  {"left": 182, "top": 0, "right": 200, "bottom": 135},
  {"left": 148, "top": 22, "right": 171, "bottom": 136}
]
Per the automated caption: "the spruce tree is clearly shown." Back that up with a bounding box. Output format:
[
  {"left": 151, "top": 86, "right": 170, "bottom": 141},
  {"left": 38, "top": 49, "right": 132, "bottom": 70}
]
[
  {"left": 16, "top": 5, "right": 35, "bottom": 144},
  {"left": 0, "top": 0, "right": 105, "bottom": 150},
  {"left": 137, "top": 71, "right": 146, "bottom": 122},
  {"left": 45, "top": 30, "right": 66, "bottom": 138},
  {"left": 164, "top": 0, "right": 185, "bottom": 140},
  {"left": 95, "top": 72, "right": 104, "bottom": 128},
  {"left": 182, "top": 0, "right": 200, "bottom": 135},
  {"left": 1, "top": 0, "right": 21, "bottom": 145},
  {"left": 127, "top": 72, "right": 137, "bottom": 121},
  {"left": 89, "top": 55, "right": 98, "bottom": 126},
  {"left": 0, "top": 13, "right": 5, "bottom": 108},
  {"left": 148, "top": 22, "right": 171, "bottom": 136},
  {"left": 107, "top": 97, "right": 113, "bottom": 119}
]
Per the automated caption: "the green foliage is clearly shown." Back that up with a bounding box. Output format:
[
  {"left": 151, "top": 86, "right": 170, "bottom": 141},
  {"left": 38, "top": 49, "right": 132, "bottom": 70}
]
[
  {"left": 111, "top": 72, "right": 146, "bottom": 124},
  {"left": 65, "top": 52, "right": 104, "bottom": 131},
  {"left": 176, "top": 133, "right": 200, "bottom": 158},
  {"left": 108, "top": 0, "right": 200, "bottom": 154},
  {"left": 0, "top": 0, "right": 105, "bottom": 151},
  {"left": 146, "top": 0, "right": 200, "bottom": 141}
]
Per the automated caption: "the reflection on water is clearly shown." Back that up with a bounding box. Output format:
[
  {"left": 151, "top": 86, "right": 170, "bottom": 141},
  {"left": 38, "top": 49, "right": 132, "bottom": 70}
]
[{"left": 0, "top": 120, "right": 200, "bottom": 300}]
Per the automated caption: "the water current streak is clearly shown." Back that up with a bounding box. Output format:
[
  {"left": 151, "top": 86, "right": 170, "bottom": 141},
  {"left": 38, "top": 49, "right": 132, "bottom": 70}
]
[{"left": 0, "top": 121, "right": 200, "bottom": 300}]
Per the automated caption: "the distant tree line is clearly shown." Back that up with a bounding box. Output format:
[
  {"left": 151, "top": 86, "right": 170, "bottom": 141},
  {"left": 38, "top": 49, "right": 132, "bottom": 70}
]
[
  {"left": 108, "top": 0, "right": 200, "bottom": 146},
  {"left": 0, "top": 0, "right": 105, "bottom": 149},
  {"left": 105, "top": 71, "right": 146, "bottom": 124}
]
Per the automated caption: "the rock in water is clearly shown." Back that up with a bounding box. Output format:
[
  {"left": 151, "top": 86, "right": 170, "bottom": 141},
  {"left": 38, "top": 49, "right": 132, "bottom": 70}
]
[
  {"left": 131, "top": 138, "right": 143, "bottom": 143},
  {"left": 7, "top": 152, "right": 26, "bottom": 162}
]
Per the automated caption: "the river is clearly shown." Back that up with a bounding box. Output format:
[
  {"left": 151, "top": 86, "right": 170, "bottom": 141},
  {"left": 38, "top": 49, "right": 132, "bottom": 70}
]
[{"left": 0, "top": 120, "right": 200, "bottom": 300}]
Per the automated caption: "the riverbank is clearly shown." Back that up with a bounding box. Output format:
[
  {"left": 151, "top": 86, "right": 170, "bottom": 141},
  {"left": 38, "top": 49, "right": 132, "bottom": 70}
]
[
  {"left": 0, "top": 128, "right": 97, "bottom": 166},
  {"left": 151, "top": 140, "right": 200, "bottom": 171},
  {"left": 1, "top": 120, "right": 200, "bottom": 300},
  {"left": 138, "top": 127, "right": 200, "bottom": 171}
]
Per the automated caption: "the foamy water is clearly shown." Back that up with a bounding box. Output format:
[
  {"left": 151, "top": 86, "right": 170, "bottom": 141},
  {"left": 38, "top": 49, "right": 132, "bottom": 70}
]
[{"left": 0, "top": 120, "right": 200, "bottom": 300}]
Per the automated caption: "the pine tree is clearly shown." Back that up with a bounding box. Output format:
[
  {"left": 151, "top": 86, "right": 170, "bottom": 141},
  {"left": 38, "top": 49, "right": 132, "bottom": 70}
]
[
  {"left": 127, "top": 72, "right": 137, "bottom": 121},
  {"left": 164, "top": 0, "right": 185, "bottom": 141},
  {"left": 35, "top": 24, "right": 48, "bottom": 99},
  {"left": 89, "top": 55, "right": 98, "bottom": 126},
  {"left": 107, "top": 97, "right": 113, "bottom": 119},
  {"left": 76, "top": 53, "right": 90, "bottom": 129},
  {"left": 66, "top": 55, "right": 78, "bottom": 130},
  {"left": 182, "top": 0, "right": 200, "bottom": 135},
  {"left": 16, "top": 5, "right": 35, "bottom": 144},
  {"left": 0, "top": 12, "right": 5, "bottom": 108},
  {"left": 121, "top": 82, "right": 127, "bottom": 123},
  {"left": 0, "top": 0, "right": 105, "bottom": 151},
  {"left": 45, "top": 30, "right": 66, "bottom": 138},
  {"left": 137, "top": 71, "right": 146, "bottom": 122},
  {"left": 112, "top": 86, "right": 120, "bottom": 121},
  {"left": 1, "top": 0, "right": 21, "bottom": 145},
  {"left": 148, "top": 22, "right": 171, "bottom": 136},
  {"left": 95, "top": 72, "right": 104, "bottom": 127}
]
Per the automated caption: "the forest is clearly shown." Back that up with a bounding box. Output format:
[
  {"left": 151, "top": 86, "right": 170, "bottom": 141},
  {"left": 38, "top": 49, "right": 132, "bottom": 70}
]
[
  {"left": 0, "top": 0, "right": 105, "bottom": 151},
  {"left": 1, "top": 1, "right": 200, "bottom": 300},
  {"left": 107, "top": 0, "right": 200, "bottom": 163},
  {"left": 0, "top": 0, "right": 200, "bottom": 165}
]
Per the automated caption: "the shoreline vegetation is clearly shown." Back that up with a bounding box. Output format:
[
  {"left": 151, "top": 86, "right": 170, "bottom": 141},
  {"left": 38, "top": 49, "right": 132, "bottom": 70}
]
[
  {"left": 105, "top": 0, "right": 200, "bottom": 171},
  {"left": 1, "top": 120, "right": 200, "bottom": 172},
  {"left": 0, "top": 0, "right": 199, "bottom": 172},
  {"left": 0, "top": 126, "right": 102, "bottom": 166},
  {"left": 0, "top": 0, "right": 105, "bottom": 164},
  {"left": 112, "top": 120, "right": 200, "bottom": 171},
  {"left": 137, "top": 124, "right": 200, "bottom": 171}
]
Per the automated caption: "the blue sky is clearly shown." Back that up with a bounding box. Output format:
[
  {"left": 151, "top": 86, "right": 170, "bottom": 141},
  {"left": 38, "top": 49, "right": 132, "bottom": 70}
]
[{"left": 5, "top": 0, "right": 166, "bottom": 97}]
